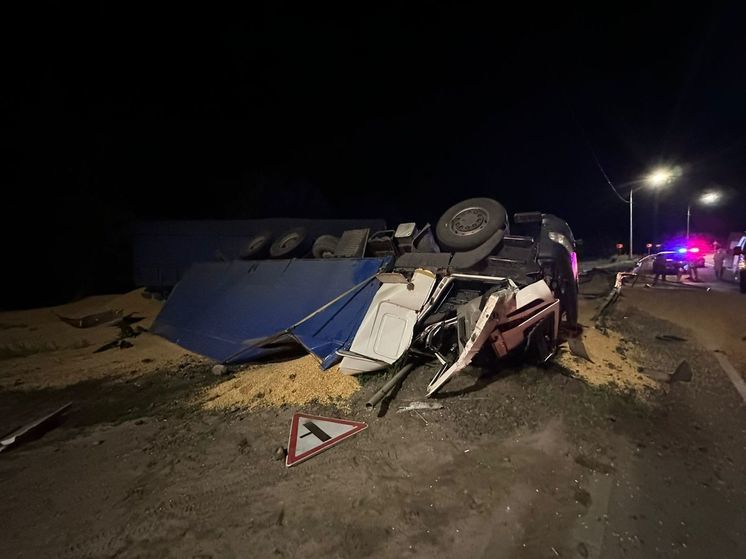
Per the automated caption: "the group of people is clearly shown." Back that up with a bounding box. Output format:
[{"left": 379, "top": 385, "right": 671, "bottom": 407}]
[{"left": 650, "top": 245, "right": 729, "bottom": 285}]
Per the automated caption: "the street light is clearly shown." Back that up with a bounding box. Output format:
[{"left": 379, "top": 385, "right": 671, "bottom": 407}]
[
  {"left": 647, "top": 168, "right": 673, "bottom": 187},
  {"left": 627, "top": 167, "right": 675, "bottom": 259},
  {"left": 686, "top": 191, "right": 721, "bottom": 239}
]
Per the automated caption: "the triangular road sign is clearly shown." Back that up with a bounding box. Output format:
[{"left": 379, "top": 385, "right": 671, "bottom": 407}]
[{"left": 286, "top": 412, "right": 367, "bottom": 467}]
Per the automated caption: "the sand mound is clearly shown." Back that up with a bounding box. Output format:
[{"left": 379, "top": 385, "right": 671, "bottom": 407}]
[
  {"left": 555, "top": 327, "right": 658, "bottom": 391},
  {"left": 0, "top": 289, "right": 199, "bottom": 389},
  {"left": 202, "top": 355, "right": 360, "bottom": 411}
]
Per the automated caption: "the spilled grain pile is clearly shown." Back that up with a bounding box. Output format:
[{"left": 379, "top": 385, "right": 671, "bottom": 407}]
[
  {"left": 555, "top": 327, "right": 658, "bottom": 391},
  {"left": 202, "top": 355, "right": 361, "bottom": 411},
  {"left": 0, "top": 288, "right": 200, "bottom": 389}
]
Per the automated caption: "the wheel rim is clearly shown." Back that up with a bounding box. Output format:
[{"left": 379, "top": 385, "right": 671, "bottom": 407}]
[
  {"left": 279, "top": 233, "right": 300, "bottom": 250},
  {"left": 449, "top": 207, "right": 489, "bottom": 236},
  {"left": 247, "top": 237, "right": 265, "bottom": 252}
]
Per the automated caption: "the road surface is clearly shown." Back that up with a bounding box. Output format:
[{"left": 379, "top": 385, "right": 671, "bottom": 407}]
[{"left": 0, "top": 266, "right": 745, "bottom": 558}]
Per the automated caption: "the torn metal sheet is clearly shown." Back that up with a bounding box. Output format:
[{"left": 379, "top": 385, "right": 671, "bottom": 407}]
[
  {"left": 57, "top": 309, "right": 123, "bottom": 329},
  {"left": 655, "top": 334, "right": 687, "bottom": 342},
  {"left": 567, "top": 335, "right": 593, "bottom": 362},
  {"left": 426, "top": 288, "right": 510, "bottom": 396},
  {"left": 593, "top": 271, "right": 633, "bottom": 324},
  {"left": 641, "top": 360, "right": 693, "bottom": 383},
  {"left": 0, "top": 403, "right": 71, "bottom": 453},
  {"left": 426, "top": 279, "right": 559, "bottom": 396},
  {"left": 397, "top": 401, "right": 444, "bottom": 412},
  {"left": 152, "top": 258, "right": 392, "bottom": 367}
]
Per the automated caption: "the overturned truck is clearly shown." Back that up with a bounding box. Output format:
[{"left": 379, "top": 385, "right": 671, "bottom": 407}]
[
  {"left": 338, "top": 198, "right": 578, "bottom": 395},
  {"left": 153, "top": 198, "right": 578, "bottom": 397}
]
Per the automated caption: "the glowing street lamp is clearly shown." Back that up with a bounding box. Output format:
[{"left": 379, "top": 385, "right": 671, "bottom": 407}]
[
  {"left": 627, "top": 167, "right": 676, "bottom": 259},
  {"left": 687, "top": 191, "right": 722, "bottom": 239},
  {"left": 646, "top": 168, "right": 674, "bottom": 187}
]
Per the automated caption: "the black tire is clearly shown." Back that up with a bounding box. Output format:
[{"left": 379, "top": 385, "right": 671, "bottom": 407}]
[
  {"left": 239, "top": 231, "right": 272, "bottom": 260},
  {"left": 740, "top": 270, "right": 746, "bottom": 294},
  {"left": 312, "top": 235, "right": 339, "bottom": 258},
  {"left": 436, "top": 198, "right": 508, "bottom": 251},
  {"left": 552, "top": 255, "right": 578, "bottom": 329},
  {"left": 269, "top": 227, "right": 308, "bottom": 258}
]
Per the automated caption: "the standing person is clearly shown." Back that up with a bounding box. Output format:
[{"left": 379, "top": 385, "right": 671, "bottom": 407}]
[
  {"left": 687, "top": 255, "right": 700, "bottom": 281},
  {"left": 652, "top": 252, "right": 668, "bottom": 285},
  {"left": 713, "top": 247, "right": 726, "bottom": 280}
]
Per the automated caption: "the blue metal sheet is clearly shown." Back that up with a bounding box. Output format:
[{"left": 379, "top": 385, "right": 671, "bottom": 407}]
[{"left": 152, "top": 258, "right": 391, "bottom": 367}]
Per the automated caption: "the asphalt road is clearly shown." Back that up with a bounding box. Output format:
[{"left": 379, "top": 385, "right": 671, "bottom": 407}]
[{"left": 1, "top": 265, "right": 745, "bottom": 558}]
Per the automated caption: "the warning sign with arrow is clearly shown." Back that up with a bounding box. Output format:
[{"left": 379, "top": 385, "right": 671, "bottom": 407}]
[{"left": 286, "top": 412, "right": 367, "bottom": 467}]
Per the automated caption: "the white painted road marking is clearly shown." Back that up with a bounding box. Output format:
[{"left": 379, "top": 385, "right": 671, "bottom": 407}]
[{"left": 713, "top": 351, "right": 746, "bottom": 404}]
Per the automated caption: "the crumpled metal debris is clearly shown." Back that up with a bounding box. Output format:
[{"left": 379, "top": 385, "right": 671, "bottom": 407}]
[
  {"left": 0, "top": 402, "right": 71, "bottom": 453},
  {"left": 397, "top": 401, "right": 444, "bottom": 412}
]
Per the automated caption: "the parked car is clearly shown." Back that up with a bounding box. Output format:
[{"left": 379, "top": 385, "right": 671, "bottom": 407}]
[{"left": 635, "top": 251, "right": 684, "bottom": 276}]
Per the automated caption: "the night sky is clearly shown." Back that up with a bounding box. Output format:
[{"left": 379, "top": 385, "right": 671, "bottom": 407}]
[{"left": 4, "top": 2, "right": 746, "bottom": 307}]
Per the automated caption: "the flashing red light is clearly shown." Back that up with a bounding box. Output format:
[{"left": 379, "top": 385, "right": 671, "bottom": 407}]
[
  {"left": 689, "top": 247, "right": 700, "bottom": 253},
  {"left": 645, "top": 243, "right": 653, "bottom": 248},
  {"left": 615, "top": 243, "right": 623, "bottom": 249}
]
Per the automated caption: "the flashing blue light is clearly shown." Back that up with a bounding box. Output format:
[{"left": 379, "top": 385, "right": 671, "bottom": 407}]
[{"left": 677, "top": 248, "right": 687, "bottom": 253}]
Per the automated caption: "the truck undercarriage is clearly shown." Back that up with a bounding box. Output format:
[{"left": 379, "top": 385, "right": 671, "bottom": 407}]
[{"left": 338, "top": 199, "right": 579, "bottom": 396}]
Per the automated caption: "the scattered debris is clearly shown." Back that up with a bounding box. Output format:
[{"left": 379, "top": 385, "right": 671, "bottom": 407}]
[
  {"left": 655, "top": 334, "right": 688, "bottom": 342},
  {"left": 593, "top": 272, "right": 635, "bottom": 327},
  {"left": 574, "top": 488, "right": 592, "bottom": 507},
  {"left": 574, "top": 453, "right": 615, "bottom": 474},
  {"left": 567, "top": 334, "right": 592, "bottom": 362},
  {"left": 671, "top": 360, "right": 693, "bottom": 382},
  {"left": 273, "top": 446, "right": 287, "bottom": 461},
  {"left": 397, "top": 401, "right": 444, "bottom": 412},
  {"left": 285, "top": 412, "right": 367, "bottom": 467},
  {"left": 211, "top": 364, "right": 228, "bottom": 376},
  {"left": 365, "top": 363, "right": 417, "bottom": 409},
  {"left": 92, "top": 314, "right": 147, "bottom": 353},
  {"left": 93, "top": 339, "right": 134, "bottom": 353},
  {"left": 641, "top": 360, "right": 693, "bottom": 384},
  {"left": 0, "top": 403, "right": 71, "bottom": 453},
  {"left": 57, "top": 309, "right": 123, "bottom": 329}
]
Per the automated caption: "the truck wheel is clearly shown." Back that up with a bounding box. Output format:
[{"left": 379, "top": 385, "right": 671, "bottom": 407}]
[
  {"left": 553, "top": 255, "right": 578, "bottom": 328},
  {"left": 239, "top": 231, "right": 272, "bottom": 259},
  {"left": 740, "top": 270, "right": 746, "bottom": 294},
  {"left": 269, "top": 227, "right": 308, "bottom": 258},
  {"left": 312, "top": 235, "right": 339, "bottom": 258},
  {"left": 436, "top": 198, "right": 508, "bottom": 251}
]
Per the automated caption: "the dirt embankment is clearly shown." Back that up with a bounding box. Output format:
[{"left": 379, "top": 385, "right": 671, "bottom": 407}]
[{"left": 0, "top": 289, "right": 200, "bottom": 389}]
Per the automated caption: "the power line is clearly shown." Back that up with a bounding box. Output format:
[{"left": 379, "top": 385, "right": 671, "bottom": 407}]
[
  {"left": 587, "top": 143, "right": 629, "bottom": 204},
  {"left": 561, "top": 93, "right": 629, "bottom": 204}
]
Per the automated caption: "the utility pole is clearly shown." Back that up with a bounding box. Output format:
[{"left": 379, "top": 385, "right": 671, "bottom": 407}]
[
  {"left": 629, "top": 189, "right": 633, "bottom": 259},
  {"left": 653, "top": 189, "right": 659, "bottom": 245},
  {"left": 686, "top": 204, "right": 691, "bottom": 240}
]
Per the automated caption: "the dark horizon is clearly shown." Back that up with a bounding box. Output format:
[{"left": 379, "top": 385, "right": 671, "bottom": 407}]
[{"left": 4, "top": 2, "right": 746, "bottom": 307}]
